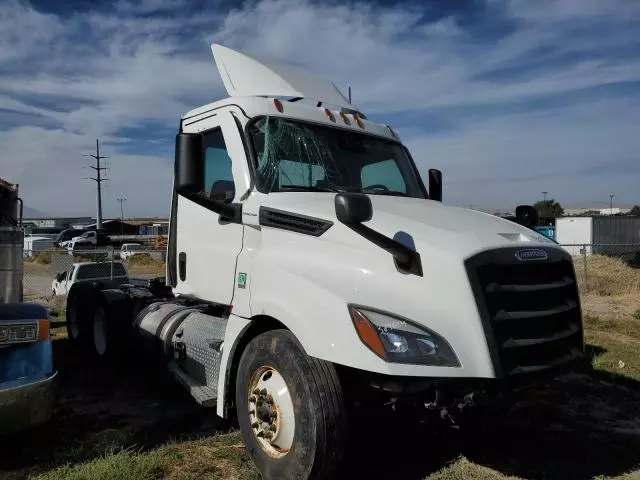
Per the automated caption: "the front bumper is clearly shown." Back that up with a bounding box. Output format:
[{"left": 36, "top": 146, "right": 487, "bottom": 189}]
[{"left": 0, "top": 372, "right": 57, "bottom": 434}]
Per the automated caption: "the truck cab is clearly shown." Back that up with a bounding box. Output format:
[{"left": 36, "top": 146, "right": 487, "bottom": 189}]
[
  {"left": 66, "top": 44, "right": 583, "bottom": 480},
  {"left": 0, "top": 178, "right": 56, "bottom": 434}
]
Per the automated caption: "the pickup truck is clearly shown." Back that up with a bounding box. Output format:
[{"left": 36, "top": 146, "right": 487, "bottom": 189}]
[
  {"left": 52, "top": 262, "right": 129, "bottom": 296},
  {"left": 61, "top": 230, "right": 111, "bottom": 252},
  {"left": 119, "top": 243, "right": 145, "bottom": 260}
]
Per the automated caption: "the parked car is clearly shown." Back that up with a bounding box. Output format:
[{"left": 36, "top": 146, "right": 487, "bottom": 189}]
[
  {"left": 119, "top": 243, "right": 144, "bottom": 260},
  {"left": 52, "top": 261, "right": 129, "bottom": 296}
]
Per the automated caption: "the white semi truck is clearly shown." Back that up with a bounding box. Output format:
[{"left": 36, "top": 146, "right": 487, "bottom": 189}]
[{"left": 66, "top": 44, "right": 584, "bottom": 479}]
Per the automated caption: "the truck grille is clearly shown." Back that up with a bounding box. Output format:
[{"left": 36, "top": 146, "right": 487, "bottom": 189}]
[{"left": 466, "top": 247, "right": 584, "bottom": 377}]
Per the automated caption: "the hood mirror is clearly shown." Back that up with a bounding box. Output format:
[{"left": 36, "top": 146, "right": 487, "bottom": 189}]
[
  {"left": 334, "top": 193, "right": 423, "bottom": 276},
  {"left": 515, "top": 205, "right": 538, "bottom": 228},
  {"left": 335, "top": 192, "right": 373, "bottom": 225}
]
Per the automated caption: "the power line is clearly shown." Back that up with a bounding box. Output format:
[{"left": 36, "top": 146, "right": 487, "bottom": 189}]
[{"left": 83, "top": 138, "right": 109, "bottom": 230}]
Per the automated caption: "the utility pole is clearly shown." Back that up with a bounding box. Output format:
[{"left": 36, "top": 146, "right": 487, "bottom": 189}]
[
  {"left": 610, "top": 194, "right": 615, "bottom": 215},
  {"left": 117, "top": 197, "right": 127, "bottom": 235},
  {"left": 84, "top": 139, "right": 108, "bottom": 230},
  {"left": 541, "top": 191, "right": 549, "bottom": 218}
]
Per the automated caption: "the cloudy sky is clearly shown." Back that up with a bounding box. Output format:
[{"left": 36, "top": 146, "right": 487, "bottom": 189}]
[{"left": 1, "top": 0, "right": 639, "bottom": 217}]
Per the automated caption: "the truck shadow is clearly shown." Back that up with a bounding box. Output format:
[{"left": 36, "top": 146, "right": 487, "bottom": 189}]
[
  {"left": 339, "top": 357, "right": 640, "bottom": 480},
  {"left": 0, "top": 337, "right": 226, "bottom": 478},
  {"left": 2, "top": 338, "right": 639, "bottom": 480}
]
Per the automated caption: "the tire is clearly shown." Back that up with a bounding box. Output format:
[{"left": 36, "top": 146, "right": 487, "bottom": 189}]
[
  {"left": 66, "top": 281, "right": 128, "bottom": 358},
  {"left": 87, "top": 290, "right": 132, "bottom": 362},
  {"left": 235, "top": 329, "right": 347, "bottom": 480},
  {"left": 66, "top": 289, "right": 92, "bottom": 350}
]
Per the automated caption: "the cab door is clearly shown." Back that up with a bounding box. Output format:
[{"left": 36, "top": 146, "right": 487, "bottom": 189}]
[{"left": 172, "top": 110, "right": 248, "bottom": 306}]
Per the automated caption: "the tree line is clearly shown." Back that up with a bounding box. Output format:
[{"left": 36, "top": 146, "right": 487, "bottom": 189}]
[{"left": 532, "top": 200, "right": 640, "bottom": 218}]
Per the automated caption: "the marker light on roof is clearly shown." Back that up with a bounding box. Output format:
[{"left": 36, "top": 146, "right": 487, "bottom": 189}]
[
  {"left": 339, "top": 112, "right": 351, "bottom": 125},
  {"left": 273, "top": 98, "right": 283, "bottom": 113},
  {"left": 324, "top": 108, "right": 336, "bottom": 122},
  {"left": 354, "top": 114, "right": 364, "bottom": 128}
]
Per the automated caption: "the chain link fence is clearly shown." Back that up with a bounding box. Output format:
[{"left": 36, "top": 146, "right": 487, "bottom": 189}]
[
  {"left": 20, "top": 242, "right": 640, "bottom": 306},
  {"left": 23, "top": 246, "right": 167, "bottom": 305},
  {"left": 560, "top": 243, "right": 640, "bottom": 296}
]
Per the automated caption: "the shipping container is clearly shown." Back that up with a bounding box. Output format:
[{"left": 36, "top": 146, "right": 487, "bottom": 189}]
[
  {"left": 555, "top": 217, "right": 592, "bottom": 255},
  {"left": 592, "top": 216, "right": 640, "bottom": 260}
]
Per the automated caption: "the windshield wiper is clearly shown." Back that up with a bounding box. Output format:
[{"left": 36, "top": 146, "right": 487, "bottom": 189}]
[
  {"left": 278, "top": 185, "right": 342, "bottom": 193},
  {"left": 361, "top": 189, "right": 408, "bottom": 197}
]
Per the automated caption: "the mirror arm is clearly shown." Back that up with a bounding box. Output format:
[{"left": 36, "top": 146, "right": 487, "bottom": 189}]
[
  {"left": 175, "top": 187, "right": 243, "bottom": 223},
  {"left": 346, "top": 223, "right": 423, "bottom": 276}
]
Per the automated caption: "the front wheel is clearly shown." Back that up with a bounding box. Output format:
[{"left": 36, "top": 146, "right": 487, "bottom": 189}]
[{"left": 236, "top": 329, "right": 347, "bottom": 480}]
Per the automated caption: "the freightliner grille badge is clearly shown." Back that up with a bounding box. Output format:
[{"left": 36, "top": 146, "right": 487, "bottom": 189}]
[{"left": 515, "top": 248, "right": 548, "bottom": 262}]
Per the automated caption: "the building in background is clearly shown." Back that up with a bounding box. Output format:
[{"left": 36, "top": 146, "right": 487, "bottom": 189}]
[
  {"left": 23, "top": 217, "right": 93, "bottom": 229},
  {"left": 563, "top": 207, "right": 632, "bottom": 216},
  {"left": 77, "top": 219, "right": 138, "bottom": 235}
]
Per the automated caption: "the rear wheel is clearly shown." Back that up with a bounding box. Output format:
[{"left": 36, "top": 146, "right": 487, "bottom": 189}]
[
  {"left": 236, "top": 329, "right": 347, "bottom": 480},
  {"left": 66, "top": 291, "right": 89, "bottom": 347}
]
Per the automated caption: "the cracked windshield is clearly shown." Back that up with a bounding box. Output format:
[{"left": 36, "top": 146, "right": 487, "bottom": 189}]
[{"left": 249, "top": 116, "right": 427, "bottom": 198}]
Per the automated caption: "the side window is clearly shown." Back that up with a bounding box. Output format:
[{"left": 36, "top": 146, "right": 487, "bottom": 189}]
[
  {"left": 203, "top": 129, "right": 235, "bottom": 202},
  {"left": 361, "top": 159, "right": 407, "bottom": 194}
]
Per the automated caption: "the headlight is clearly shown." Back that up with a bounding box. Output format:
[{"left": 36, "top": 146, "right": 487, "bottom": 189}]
[
  {"left": 0, "top": 320, "right": 49, "bottom": 346},
  {"left": 348, "top": 306, "right": 460, "bottom": 367}
]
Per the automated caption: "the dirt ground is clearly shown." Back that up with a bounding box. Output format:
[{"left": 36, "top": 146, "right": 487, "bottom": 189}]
[{"left": 1, "top": 294, "right": 640, "bottom": 479}]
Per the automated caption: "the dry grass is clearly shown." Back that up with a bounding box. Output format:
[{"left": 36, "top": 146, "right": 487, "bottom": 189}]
[
  {"left": 426, "top": 457, "right": 521, "bottom": 480},
  {"left": 31, "top": 433, "right": 260, "bottom": 480},
  {"left": 124, "top": 254, "right": 166, "bottom": 276},
  {"left": 578, "top": 255, "right": 640, "bottom": 296}
]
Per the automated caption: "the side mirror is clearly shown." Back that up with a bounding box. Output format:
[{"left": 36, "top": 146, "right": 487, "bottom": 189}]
[
  {"left": 428, "top": 169, "right": 442, "bottom": 202},
  {"left": 335, "top": 193, "right": 373, "bottom": 225},
  {"left": 335, "top": 192, "right": 423, "bottom": 276},
  {"left": 175, "top": 132, "right": 204, "bottom": 192},
  {"left": 515, "top": 205, "right": 538, "bottom": 228}
]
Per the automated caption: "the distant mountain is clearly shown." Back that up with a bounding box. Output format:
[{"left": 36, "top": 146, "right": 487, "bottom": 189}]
[{"left": 22, "top": 206, "right": 51, "bottom": 218}]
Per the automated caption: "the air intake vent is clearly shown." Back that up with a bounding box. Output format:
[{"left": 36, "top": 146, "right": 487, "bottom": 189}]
[{"left": 259, "top": 207, "right": 333, "bottom": 236}]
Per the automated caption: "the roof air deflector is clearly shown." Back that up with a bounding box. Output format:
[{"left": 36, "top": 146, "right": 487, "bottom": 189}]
[{"left": 210, "top": 43, "right": 360, "bottom": 113}]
